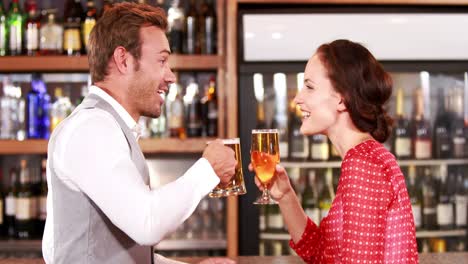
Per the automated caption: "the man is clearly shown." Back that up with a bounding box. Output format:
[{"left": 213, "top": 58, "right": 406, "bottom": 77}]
[{"left": 42, "top": 3, "right": 236, "bottom": 263}]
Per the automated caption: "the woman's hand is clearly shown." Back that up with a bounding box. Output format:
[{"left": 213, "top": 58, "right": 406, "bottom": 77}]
[{"left": 249, "top": 163, "right": 293, "bottom": 202}]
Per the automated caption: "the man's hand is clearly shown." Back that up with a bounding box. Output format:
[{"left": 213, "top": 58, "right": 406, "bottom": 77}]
[
  {"left": 198, "top": 257, "right": 236, "bottom": 264},
  {"left": 202, "top": 139, "right": 237, "bottom": 184}
]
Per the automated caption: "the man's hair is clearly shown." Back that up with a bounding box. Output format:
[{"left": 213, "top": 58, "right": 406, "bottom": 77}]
[{"left": 88, "top": 2, "right": 167, "bottom": 83}]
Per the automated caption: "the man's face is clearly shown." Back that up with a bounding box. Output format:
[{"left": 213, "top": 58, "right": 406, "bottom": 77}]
[{"left": 128, "top": 26, "right": 175, "bottom": 118}]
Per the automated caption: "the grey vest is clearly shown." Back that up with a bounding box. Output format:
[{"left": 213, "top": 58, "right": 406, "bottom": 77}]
[{"left": 48, "top": 94, "right": 153, "bottom": 263}]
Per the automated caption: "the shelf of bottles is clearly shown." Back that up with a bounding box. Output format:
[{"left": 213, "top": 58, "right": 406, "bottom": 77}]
[{"left": 250, "top": 71, "right": 468, "bottom": 255}]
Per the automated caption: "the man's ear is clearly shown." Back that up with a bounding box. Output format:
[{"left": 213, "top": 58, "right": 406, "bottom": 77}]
[
  {"left": 337, "top": 97, "right": 347, "bottom": 112},
  {"left": 112, "top": 46, "right": 129, "bottom": 74}
]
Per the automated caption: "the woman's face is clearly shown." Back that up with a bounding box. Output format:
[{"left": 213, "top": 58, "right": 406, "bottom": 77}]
[{"left": 294, "top": 54, "right": 343, "bottom": 136}]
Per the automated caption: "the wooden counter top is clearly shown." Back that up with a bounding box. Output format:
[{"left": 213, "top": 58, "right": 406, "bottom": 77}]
[{"left": 0, "top": 253, "right": 466, "bottom": 263}]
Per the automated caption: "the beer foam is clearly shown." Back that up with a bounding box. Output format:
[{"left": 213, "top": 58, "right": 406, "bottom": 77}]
[
  {"left": 252, "top": 129, "right": 279, "bottom": 134},
  {"left": 222, "top": 138, "right": 240, "bottom": 144}
]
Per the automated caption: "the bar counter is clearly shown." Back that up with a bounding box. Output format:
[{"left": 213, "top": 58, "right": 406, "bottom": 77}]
[{"left": 0, "top": 253, "right": 466, "bottom": 264}]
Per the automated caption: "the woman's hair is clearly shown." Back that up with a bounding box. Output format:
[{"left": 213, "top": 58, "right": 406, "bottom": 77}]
[
  {"left": 88, "top": 2, "right": 167, "bottom": 83},
  {"left": 316, "top": 39, "right": 393, "bottom": 143}
]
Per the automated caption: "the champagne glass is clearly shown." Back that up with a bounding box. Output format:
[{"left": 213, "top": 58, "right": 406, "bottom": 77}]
[{"left": 251, "top": 129, "right": 280, "bottom": 204}]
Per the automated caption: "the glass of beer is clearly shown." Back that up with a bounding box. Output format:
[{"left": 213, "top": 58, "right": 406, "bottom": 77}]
[
  {"left": 209, "top": 138, "right": 247, "bottom": 198},
  {"left": 251, "top": 129, "right": 279, "bottom": 204}
]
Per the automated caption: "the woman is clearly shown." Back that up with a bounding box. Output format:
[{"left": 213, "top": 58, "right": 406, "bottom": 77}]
[{"left": 252, "top": 39, "right": 418, "bottom": 263}]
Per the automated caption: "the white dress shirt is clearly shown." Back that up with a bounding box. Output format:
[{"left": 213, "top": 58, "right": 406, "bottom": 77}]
[{"left": 42, "top": 86, "right": 220, "bottom": 263}]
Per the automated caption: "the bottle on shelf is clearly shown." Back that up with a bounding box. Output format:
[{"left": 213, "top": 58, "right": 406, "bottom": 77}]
[
  {"left": 436, "top": 165, "right": 454, "bottom": 230},
  {"left": 421, "top": 167, "right": 438, "bottom": 230},
  {"left": 272, "top": 73, "right": 288, "bottom": 160},
  {"left": 201, "top": 75, "right": 217, "bottom": 137},
  {"left": 6, "top": 0, "right": 24, "bottom": 55},
  {"left": 5, "top": 167, "right": 18, "bottom": 238},
  {"left": 0, "top": 1, "right": 6, "bottom": 56},
  {"left": 407, "top": 165, "right": 422, "bottom": 230},
  {"left": 433, "top": 88, "right": 452, "bottom": 159},
  {"left": 392, "top": 87, "right": 412, "bottom": 160},
  {"left": 16, "top": 159, "right": 35, "bottom": 239},
  {"left": 288, "top": 73, "right": 309, "bottom": 161},
  {"left": 253, "top": 73, "right": 266, "bottom": 129},
  {"left": 149, "top": 93, "right": 167, "bottom": 138},
  {"left": 82, "top": 0, "right": 97, "bottom": 53},
  {"left": 24, "top": 0, "right": 40, "bottom": 56},
  {"left": 267, "top": 204, "right": 284, "bottom": 233},
  {"left": 451, "top": 87, "right": 466, "bottom": 158},
  {"left": 27, "top": 73, "right": 51, "bottom": 139},
  {"left": 63, "top": 0, "right": 83, "bottom": 56},
  {"left": 12, "top": 82, "right": 26, "bottom": 141},
  {"left": 1, "top": 76, "right": 15, "bottom": 139},
  {"left": 259, "top": 204, "right": 267, "bottom": 233},
  {"left": 302, "top": 169, "right": 320, "bottom": 225},
  {"left": 167, "top": 82, "right": 186, "bottom": 138},
  {"left": 309, "top": 134, "right": 329, "bottom": 161},
  {"left": 185, "top": 78, "right": 203, "bottom": 137},
  {"left": 50, "top": 87, "right": 73, "bottom": 132},
  {"left": 199, "top": 198, "right": 213, "bottom": 239},
  {"left": 412, "top": 88, "right": 432, "bottom": 160},
  {"left": 185, "top": 0, "right": 199, "bottom": 54},
  {"left": 0, "top": 169, "right": 5, "bottom": 237},
  {"left": 199, "top": 0, "right": 216, "bottom": 54},
  {"left": 167, "top": 0, "right": 184, "bottom": 54},
  {"left": 318, "top": 168, "right": 335, "bottom": 221},
  {"left": 39, "top": 10, "right": 63, "bottom": 55},
  {"left": 454, "top": 167, "right": 467, "bottom": 228},
  {"left": 38, "top": 158, "right": 47, "bottom": 234}
]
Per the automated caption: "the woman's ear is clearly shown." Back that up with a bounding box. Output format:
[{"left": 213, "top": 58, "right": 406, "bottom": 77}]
[{"left": 337, "top": 97, "right": 347, "bottom": 112}]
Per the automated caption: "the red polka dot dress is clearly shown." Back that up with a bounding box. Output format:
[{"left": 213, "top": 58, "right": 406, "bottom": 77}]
[{"left": 290, "top": 140, "right": 418, "bottom": 263}]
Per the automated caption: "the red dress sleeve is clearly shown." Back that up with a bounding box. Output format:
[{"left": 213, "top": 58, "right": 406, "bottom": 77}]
[{"left": 289, "top": 218, "right": 322, "bottom": 263}]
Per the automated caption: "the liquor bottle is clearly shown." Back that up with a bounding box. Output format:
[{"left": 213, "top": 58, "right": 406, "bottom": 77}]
[
  {"left": 302, "top": 169, "right": 320, "bottom": 224},
  {"left": 454, "top": 167, "right": 467, "bottom": 228},
  {"left": 12, "top": 83, "right": 26, "bottom": 141},
  {"left": 186, "top": 79, "right": 203, "bottom": 137},
  {"left": 407, "top": 165, "right": 422, "bottom": 230},
  {"left": 422, "top": 168, "right": 438, "bottom": 230},
  {"left": 319, "top": 168, "right": 335, "bottom": 221},
  {"left": 5, "top": 167, "right": 18, "bottom": 238},
  {"left": 63, "top": 0, "right": 83, "bottom": 56},
  {"left": 253, "top": 73, "right": 266, "bottom": 129},
  {"left": 412, "top": 88, "right": 432, "bottom": 159},
  {"left": 16, "top": 159, "right": 34, "bottom": 239},
  {"left": 1, "top": 76, "right": 14, "bottom": 139},
  {"left": 392, "top": 87, "right": 412, "bottom": 159},
  {"left": 0, "top": 1, "right": 6, "bottom": 56},
  {"left": 167, "top": 82, "right": 186, "bottom": 138},
  {"left": 433, "top": 89, "right": 452, "bottom": 159},
  {"left": 24, "top": 1, "right": 40, "bottom": 56},
  {"left": 199, "top": 0, "right": 216, "bottom": 54},
  {"left": 82, "top": 0, "right": 97, "bottom": 53},
  {"left": 149, "top": 93, "right": 167, "bottom": 138},
  {"left": 288, "top": 73, "right": 309, "bottom": 160},
  {"left": 452, "top": 88, "right": 466, "bottom": 158},
  {"left": 199, "top": 198, "right": 213, "bottom": 239},
  {"left": 50, "top": 87, "right": 73, "bottom": 132},
  {"left": 6, "top": 0, "right": 24, "bottom": 55},
  {"left": 38, "top": 159, "right": 47, "bottom": 235},
  {"left": 167, "top": 0, "right": 184, "bottom": 54},
  {"left": 436, "top": 165, "right": 454, "bottom": 229},
  {"left": 267, "top": 204, "right": 283, "bottom": 233},
  {"left": 259, "top": 205, "right": 267, "bottom": 233},
  {"left": 272, "top": 73, "right": 288, "bottom": 160},
  {"left": 185, "top": 0, "right": 198, "bottom": 54},
  {"left": 202, "top": 76, "right": 217, "bottom": 137},
  {"left": 0, "top": 169, "right": 5, "bottom": 237},
  {"left": 310, "top": 134, "right": 329, "bottom": 161},
  {"left": 39, "top": 11, "right": 63, "bottom": 55},
  {"left": 27, "top": 73, "right": 51, "bottom": 139}
]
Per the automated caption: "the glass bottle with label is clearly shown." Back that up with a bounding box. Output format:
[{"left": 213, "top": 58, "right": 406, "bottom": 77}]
[
  {"left": 5, "top": 167, "right": 18, "bottom": 238},
  {"left": 202, "top": 75, "right": 217, "bottom": 137},
  {"left": 149, "top": 93, "right": 167, "bottom": 138},
  {"left": 167, "top": 82, "right": 186, "bottom": 138},
  {"left": 407, "top": 165, "right": 422, "bottom": 230},
  {"left": 24, "top": 1, "right": 40, "bottom": 56},
  {"left": 50, "top": 87, "right": 73, "bottom": 132},
  {"left": 63, "top": 0, "right": 83, "bottom": 56},
  {"left": 6, "top": 0, "right": 24, "bottom": 55},
  {"left": 436, "top": 165, "right": 454, "bottom": 229},
  {"left": 16, "top": 160, "right": 34, "bottom": 239},
  {"left": 454, "top": 167, "right": 467, "bottom": 228},
  {"left": 185, "top": 0, "right": 198, "bottom": 54},
  {"left": 433, "top": 89, "right": 452, "bottom": 159},
  {"left": 412, "top": 88, "right": 432, "bottom": 159},
  {"left": 310, "top": 134, "right": 329, "bottom": 161},
  {"left": 302, "top": 169, "right": 320, "bottom": 225},
  {"left": 0, "top": 1, "right": 6, "bottom": 56},
  {"left": 392, "top": 87, "right": 412, "bottom": 159},
  {"left": 199, "top": 0, "right": 216, "bottom": 54},
  {"left": 452, "top": 87, "right": 466, "bottom": 158},
  {"left": 167, "top": 0, "right": 184, "bottom": 54},
  {"left": 319, "top": 168, "right": 335, "bottom": 221},
  {"left": 39, "top": 11, "right": 63, "bottom": 55},
  {"left": 422, "top": 167, "right": 438, "bottom": 230},
  {"left": 38, "top": 159, "right": 47, "bottom": 234},
  {"left": 186, "top": 79, "right": 203, "bottom": 137},
  {"left": 82, "top": 0, "right": 97, "bottom": 53},
  {"left": 267, "top": 204, "right": 283, "bottom": 233}
]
